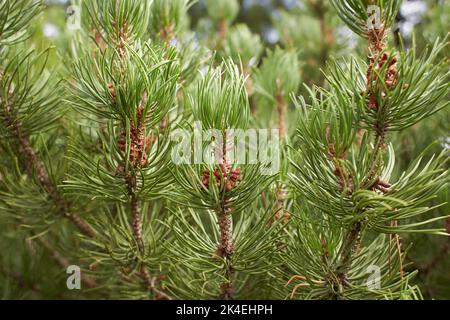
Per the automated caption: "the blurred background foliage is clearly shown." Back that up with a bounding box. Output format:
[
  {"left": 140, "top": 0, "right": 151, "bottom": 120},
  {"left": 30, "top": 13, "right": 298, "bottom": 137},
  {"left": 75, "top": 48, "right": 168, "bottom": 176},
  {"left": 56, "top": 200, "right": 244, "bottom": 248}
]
[{"left": 4, "top": 0, "right": 449, "bottom": 299}]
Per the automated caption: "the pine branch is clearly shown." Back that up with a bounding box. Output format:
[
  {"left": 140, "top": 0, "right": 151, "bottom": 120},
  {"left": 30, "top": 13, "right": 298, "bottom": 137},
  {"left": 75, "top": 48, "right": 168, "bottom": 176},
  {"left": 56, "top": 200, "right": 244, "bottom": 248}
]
[
  {"left": 216, "top": 140, "right": 235, "bottom": 300},
  {"left": 123, "top": 96, "right": 148, "bottom": 255},
  {"left": 275, "top": 81, "right": 287, "bottom": 140},
  {"left": 2, "top": 98, "right": 96, "bottom": 239},
  {"left": 332, "top": 6, "right": 392, "bottom": 289},
  {"left": 217, "top": 211, "right": 234, "bottom": 300},
  {"left": 149, "top": 0, "right": 194, "bottom": 41},
  {"left": 0, "top": 0, "right": 43, "bottom": 45},
  {"left": 285, "top": 1, "right": 449, "bottom": 300},
  {"left": 64, "top": 1, "right": 182, "bottom": 299},
  {"left": 335, "top": 221, "right": 363, "bottom": 287},
  {"left": 1, "top": 0, "right": 448, "bottom": 300}
]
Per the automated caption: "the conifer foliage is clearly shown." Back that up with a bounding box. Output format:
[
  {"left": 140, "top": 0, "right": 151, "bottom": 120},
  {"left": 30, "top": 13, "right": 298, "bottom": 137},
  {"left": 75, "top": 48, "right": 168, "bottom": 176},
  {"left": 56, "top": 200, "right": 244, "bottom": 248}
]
[{"left": 0, "top": 0, "right": 448, "bottom": 300}]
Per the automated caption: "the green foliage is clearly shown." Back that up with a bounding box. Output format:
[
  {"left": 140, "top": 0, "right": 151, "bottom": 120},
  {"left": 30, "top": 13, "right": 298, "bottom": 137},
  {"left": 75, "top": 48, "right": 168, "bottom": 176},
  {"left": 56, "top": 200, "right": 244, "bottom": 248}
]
[
  {"left": 166, "top": 208, "right": 281, "bottom": 299},
  {"left": 274, "top": 11, "right": 324, "bottom": 52},
  {"left": 0, "top": 0, "right": 449, "bottom": 301},
  {"left": 253, "top": 47, "right": 301, "bottom": 107},
  {"left": 291, "top": 93, "right": 449, "bottom": 233},
  {"left": 0, "top": 0, "right": 43, "bottom": 45},
  {"left": 205, "top": 0, "right": 239, "bottom": 24},
  {"left": 0, "top": 47, "right": 62, "bottom": 137},
  {"left": 326, "top": 40, "right": 450, "bottom": 132},
  {"left": 83, "top": 0, "right": 151, "bottom": 45},
  {"left": 69, "top": 43, "right": 179, "bottom": 125},
  {"left": 222, "top": 24, "right": 263, "bottom": 68},
  {"left": 171, "top": 61, "right": 274, "bottom": 212},
  {"left": 273, "top": 4, "right": 352, "bottom": 89},
  {"left": 279, "top": 207, "right": 421, "bottom": 299},
  {"left": 331, "top": 0, "right": 401, "bottom": 36},
  {"left": 174, "top": 32, "right": 211, "bottom": 85},
  {"left": 190, "top": 61, "right": 248, "bottom": 130},
  {"left": 149, "top": 0, "right": 195, "bottom": 38}
]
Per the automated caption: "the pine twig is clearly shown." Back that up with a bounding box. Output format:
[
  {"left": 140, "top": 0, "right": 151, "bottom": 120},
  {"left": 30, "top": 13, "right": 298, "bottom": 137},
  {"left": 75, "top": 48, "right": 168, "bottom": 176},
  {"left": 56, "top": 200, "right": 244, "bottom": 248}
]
[
  {"left": 3, "top": 103, "right": 96, "bottom": 239},
  {"left": 140, "top": 267, "right": 172, "bottom": 300},
  {"left": 217, "top": 208, "right": 235, "bottom": 300},
  {"left": 215, "top": 139, "right": 236, "bottom": 300},
  {"left": 333, "top": 21, "right": 397, "bottom": 290},
  {"left": 217, "top": 18, "right": 228, "bottom": 48},
  {"left": 275, "top": 81, "right": 287, "bottom": 140},
  {"left": 335, "top": 221, "right": 362, "bottom": 286},
  {"left": 130, "top": 193, "right": 144, "bottom": 254}
]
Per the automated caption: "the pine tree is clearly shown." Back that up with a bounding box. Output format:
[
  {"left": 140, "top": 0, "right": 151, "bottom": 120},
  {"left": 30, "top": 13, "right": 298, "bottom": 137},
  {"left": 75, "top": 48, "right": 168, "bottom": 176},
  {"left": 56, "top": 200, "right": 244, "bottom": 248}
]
[{"left": 0, "top": 0, "right": 449, "bottom": 300}]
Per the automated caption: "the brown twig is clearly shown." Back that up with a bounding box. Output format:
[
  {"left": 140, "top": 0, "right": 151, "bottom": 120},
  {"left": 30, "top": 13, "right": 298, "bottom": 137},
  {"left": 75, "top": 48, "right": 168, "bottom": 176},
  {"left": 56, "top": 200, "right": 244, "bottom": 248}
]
[
  {"left": 274, "top": 82, "right": 290, "bottom": 222},
  {"left": 331, "top": 22, "right": 400, "bottom": 291},
  {"left": 275, "top": 80, "right": 287, "bottom": 140},
  {"left": 335, "top": 221, "right": 362, "bottom": 286},
  {"left": 140, "top": 266, "right": 172, "bottom": 300},
  {"left": 2, "top": 102, "right": 96, "bottom": 238},
  {"left": 217, "top": 18, "right": 228, "bottom": 48},
  {"left": 217, "top": 201, "right": 235, "bottom": 299},
  {"left": 212, "top": 136, "right": 236, "bottom": 300},
  {"left": 217, "top": 209, "right": 235, "bottom": 300},
  {"left": 160, "top": 25, "right": 174, "bottom": 45}
]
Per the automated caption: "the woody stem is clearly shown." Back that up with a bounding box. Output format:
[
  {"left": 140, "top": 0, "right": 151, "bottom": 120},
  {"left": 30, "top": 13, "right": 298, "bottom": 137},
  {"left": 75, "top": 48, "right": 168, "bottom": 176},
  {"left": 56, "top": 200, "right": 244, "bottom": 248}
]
[
  {"left": 3, "top": 104, "right": 95, "bottom": 238},
  {"left": 217, "top": 136, "right": 235, "bottom": 300},
  {"left": 218, "top": 205, "right": 234, "bottom": 300}
]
